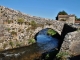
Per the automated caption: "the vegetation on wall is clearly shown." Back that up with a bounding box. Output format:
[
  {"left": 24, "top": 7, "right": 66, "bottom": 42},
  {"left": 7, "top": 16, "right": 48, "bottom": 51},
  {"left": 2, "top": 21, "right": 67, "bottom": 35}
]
[
  {"left": 30, "top": 20, "right": 37, "bottom": 29},
  {"left": 47, "top": 29, "right": 56, "bottom": 36},
  {"left": 75, "top": 16, "right": 80, "bottom": 20},
  {"left": 6, "top": 28, "right": 10, "bottom": 32},
  {"left": 17, "top": 18, "right": 24, "bottom": 24},
  {"left": 3, "top": 43, "right": 8, "bottom": 49},
  {"left": 9, "top": 41, "right": 14, "bottom": 48},
  {"left": 16, "top": 43, "right": 21, "bottom": 47},
  {"left": 7, "top": 20, "right": 13, "bottom": 24},
  {"left": 11, "top": 31, "right": 17, "bottom": 35},
  {"left": 28, "top": 38, "right": 36, "bottom": 44},
  {"left": 56, "top": 52, "right": 69, "bottom": 60}
]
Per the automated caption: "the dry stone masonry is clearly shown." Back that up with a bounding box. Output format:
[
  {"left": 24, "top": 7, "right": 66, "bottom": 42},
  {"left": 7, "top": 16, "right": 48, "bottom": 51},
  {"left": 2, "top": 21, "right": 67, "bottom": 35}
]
[
  {"left": 0, "top": 5, "right": 80, "bottom": 56},
  {"left": 0, "top": 6, "right": 65, "bottom": 51}
]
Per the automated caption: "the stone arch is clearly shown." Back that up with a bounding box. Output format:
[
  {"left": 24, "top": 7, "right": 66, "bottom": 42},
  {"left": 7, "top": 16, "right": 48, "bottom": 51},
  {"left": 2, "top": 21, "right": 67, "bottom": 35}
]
[
  {"left": 34, "top": 27, "right": 61, "bottom": 41},
  {"left": 32, "top": 25, "right": 61, "bottom": 38}
]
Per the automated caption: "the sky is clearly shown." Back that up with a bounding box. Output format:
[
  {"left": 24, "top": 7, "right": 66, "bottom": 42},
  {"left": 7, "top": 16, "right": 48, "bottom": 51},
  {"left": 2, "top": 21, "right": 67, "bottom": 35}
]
[{"left": 0, "top": 0, "right": 80, "bottom": 19}]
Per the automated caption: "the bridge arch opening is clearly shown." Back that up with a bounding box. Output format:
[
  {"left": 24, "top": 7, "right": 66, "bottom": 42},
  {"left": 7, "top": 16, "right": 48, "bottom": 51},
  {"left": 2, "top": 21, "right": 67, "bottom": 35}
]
[
  {"left": 34, "top": 28, "right": 63, "bottom": 60},
  {"left": 34, "top": 28, "right": 63, "bottom": 49},
  {"left": 34, "top": 28, "right": 61, "bottom": 42}
]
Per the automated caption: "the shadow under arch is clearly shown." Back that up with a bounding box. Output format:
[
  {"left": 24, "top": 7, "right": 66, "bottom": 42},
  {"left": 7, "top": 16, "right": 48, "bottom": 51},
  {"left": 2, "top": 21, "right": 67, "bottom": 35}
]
[
  {"left": 34, "top": 28, "right": 61, "bottom": 40},
  {"left": 61, "top": 24, "right": 77, "bottom": 40}
]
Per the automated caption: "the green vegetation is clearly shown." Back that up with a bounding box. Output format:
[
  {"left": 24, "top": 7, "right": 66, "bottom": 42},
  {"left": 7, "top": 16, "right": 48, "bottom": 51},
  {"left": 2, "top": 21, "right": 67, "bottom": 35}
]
[
  {"left": 3, "top": 43, "right": 8, "bottom": 49},
  {"left": 16, "top": 43, "right": 21, "bottom": 47},
  {"left": 17, "top": 18, "right": 24, "bottom": 24},
  {"left": 75, "top": 16, "right": 80, "bottom": 20},
  {"left": 28, "top": 38, "right": 36, "bottom": 44},
  {"left": 47, "top": 29, "right": 56, "bottom": 36},
  {"left": 30, "top": 20, "right": 37, "bottom": 29},
  {"left": 57, "top": 10, "right": 68, "bottom": 15},
  {"left": 56, "top": 52, "right": 69, "bottom": 60},
  {"left": 6, "top": 28, "right": 10, "bottom": 32},
  {"left": 7, "top": 20, "right": 13, "bottom": 24},
  {"left": 45, "top": 54, "right": 49, "bottom": 59},
  {"left": 9, "top": 41, "right": 14, "bottom": 48},
  {"left": 11, "top": 31, "right": 17, "bottom": 35}
]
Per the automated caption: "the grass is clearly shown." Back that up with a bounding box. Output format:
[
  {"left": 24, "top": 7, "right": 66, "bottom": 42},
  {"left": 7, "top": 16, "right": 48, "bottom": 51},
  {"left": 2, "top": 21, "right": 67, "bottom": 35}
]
[
  {"left": 6, "top": 28, "right": 10, "bottom": 32},
  {"left": 28, "top": 38, "right": 36, "bottom": 44},
  {"left": 9, "top": 41, "right": 14, "bottom": 48},
  {"left": 11, "top": 31, "right": 17, "bottom": 35},
  {"left": 16, "top": 43, "right": 21, "bottom": 47},
  {"left": 47, "top": 29, "right": 57, "bottom": 36},
  {"left": 56, "top": 52, "right": 69, "bottom": 60},
  {"left": 30, "top": 20, "right": 37, "bottom": 29},
  {"left": 17, "top": 18, "right": 24, "bottom": 24}
]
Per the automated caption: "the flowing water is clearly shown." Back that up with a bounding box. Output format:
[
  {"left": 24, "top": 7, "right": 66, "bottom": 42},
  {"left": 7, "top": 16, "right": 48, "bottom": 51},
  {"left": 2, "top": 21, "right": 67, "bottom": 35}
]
[{"left": 0, "top": 28, "right": 60, "bottom": 60}]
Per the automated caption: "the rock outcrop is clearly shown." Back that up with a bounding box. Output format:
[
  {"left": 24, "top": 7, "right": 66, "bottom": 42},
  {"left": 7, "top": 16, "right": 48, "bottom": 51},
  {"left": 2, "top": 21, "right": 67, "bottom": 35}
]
[{"left": 59, "top": 30, "right": 80, "bottom": 57}]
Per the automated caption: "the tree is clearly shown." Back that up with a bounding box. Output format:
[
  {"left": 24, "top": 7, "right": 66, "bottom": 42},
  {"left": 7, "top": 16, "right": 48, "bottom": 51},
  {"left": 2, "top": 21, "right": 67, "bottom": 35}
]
[
  {"left": 75, "top": 16, "right": 78, "bottom": 20},
  {"left": 77, "top": 18, "right": 80, "bottom": 20},
  {"left": 57, "top": 10, "right": 68, "bottom": 15},
  {"left": 56, "top": 10, "right": 68, "bottom": 20},
  {"left": 75, "top": 16, "right": 80, "bottom": 20}
]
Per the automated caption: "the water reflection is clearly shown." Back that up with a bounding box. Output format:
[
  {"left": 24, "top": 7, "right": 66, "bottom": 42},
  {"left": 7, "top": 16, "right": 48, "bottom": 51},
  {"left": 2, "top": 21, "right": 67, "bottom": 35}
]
[{"left": 37, "top": 35, "right": 59, "bottom": 52}]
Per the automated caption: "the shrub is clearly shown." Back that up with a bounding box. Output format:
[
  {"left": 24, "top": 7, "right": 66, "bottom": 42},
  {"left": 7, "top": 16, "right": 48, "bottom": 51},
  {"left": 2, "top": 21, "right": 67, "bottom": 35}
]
[
  {"left": 30, "top": 20, "right": 37, "bottom": 29},
  {"left": 56, "top": 52, "right": 69, "bottom": 60},
  {"left": 3, "top": 43, "right": 8, "bottom": 49}
]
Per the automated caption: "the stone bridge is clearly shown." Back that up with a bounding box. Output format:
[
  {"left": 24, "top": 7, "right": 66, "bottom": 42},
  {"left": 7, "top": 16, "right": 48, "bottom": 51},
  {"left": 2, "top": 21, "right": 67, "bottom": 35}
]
[
  {"left": 0, "top": 20, "right": 65, "bottom": 50},
  {"left": 32, "top": 21, "right": 65, "bottom": 37},
  {"left": 0, "top": 6, "right": 79, "bottom": 53}
]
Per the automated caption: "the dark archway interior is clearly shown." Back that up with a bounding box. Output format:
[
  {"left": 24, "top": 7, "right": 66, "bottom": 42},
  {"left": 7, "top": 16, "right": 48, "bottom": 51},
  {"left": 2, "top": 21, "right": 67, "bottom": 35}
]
[{"left": 61, "top": 24, "right": 77, "bottom": 40}]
